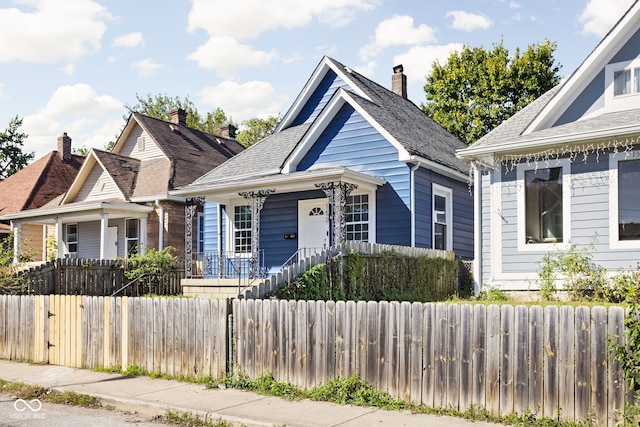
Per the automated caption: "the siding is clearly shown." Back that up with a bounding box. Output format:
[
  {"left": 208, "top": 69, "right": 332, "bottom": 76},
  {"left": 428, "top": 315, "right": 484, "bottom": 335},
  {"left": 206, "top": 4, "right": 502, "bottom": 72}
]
[
  {"left": 77, "top": 221, "right": 100, "bottom": 259},
  {"left": 481, "top": 171, "right": 492, "bottom": 286},
  {"left": 297, "top": 103, "right": 412, "bottom": 245},
  {"left": 414, "top": 168, "right": 474, "bottom": 259},
  {"left": 203, "top": 202, "right": 219, "bottom": 254},
  {"left": 117, "top": 124, "right": 165, "bottom": 160},
  {"left": 260, "top": 190, "right": 325, "bottom": 271},
  {"left": 291, "top": 70, "right": 349, "bottom": 126},
  {"left": 74, "top": 166, "right": 122, "bottom": 202},
  {"left": 493, "top": 149, "right": 640, "bottom": 288}
]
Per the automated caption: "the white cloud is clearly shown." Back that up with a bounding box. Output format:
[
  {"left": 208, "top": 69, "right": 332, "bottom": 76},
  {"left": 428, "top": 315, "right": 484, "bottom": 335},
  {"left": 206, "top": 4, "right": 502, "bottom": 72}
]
[
  {"left": 187, "top": 0, "right": 378, "bottom": 40},
  {"left": 578, "top": 0, "right": 634, "bottom": 37},
  {"left": 43, "top": 84, "right": 122, "bottom": 117},
  {"left": 393, "top": 43, "right": 465, "bottom": 85},
  {"left": 354, "top": 61, "right": 377, "bottom": 79},
  {"left": 186, "top": 36, "right": 278, "bottom": 79},
  {"left": 61, "top": 63, "right": 75, "bottom": 76},
  {"left": 359, "top": 16, "right": 437, "bottom": 61},
  {"left": 21, "top": 84, "right": 123, "bottom": 158},
  {"left": 132, "top": 59, "right": 164, "bottom": 78},
  {"left": 446, "top": 10, "right": 493, "bottom": 31},
  {"left": 197, "top": 80, "right": 288, "bottom": 122},
  {"left": 112, "top": 32, "right": 144, "bottom": 48},
  {"left": 0, "top": 0, "right": 110, "bottom": 63}
]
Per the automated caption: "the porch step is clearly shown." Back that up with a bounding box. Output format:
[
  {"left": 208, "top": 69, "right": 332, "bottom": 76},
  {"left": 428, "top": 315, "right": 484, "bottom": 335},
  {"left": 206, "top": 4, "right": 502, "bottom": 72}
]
[{"left": 181, "top": 278, "right": 257, "bottom": 299}]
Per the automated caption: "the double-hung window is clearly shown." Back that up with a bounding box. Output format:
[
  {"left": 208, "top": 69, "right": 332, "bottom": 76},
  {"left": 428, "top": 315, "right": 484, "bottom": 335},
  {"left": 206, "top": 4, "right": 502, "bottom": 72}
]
[
  {"left": 66, "top": 223, "right": 78, "bottom": 256},
  {"left": 432, "top": 184, "right": 452, "bottom": 250},
  {"left": 234, "top": 206, "right": 252, "bottom": 253},
  {"left": 125, "top": 218, "right": 139, "bottom": 255},
  {"left": 345, "top": 194, "right": 369, "bottom": 242},
  {"left": 197, "top": 212, "right": 205, "bottom": 253}
]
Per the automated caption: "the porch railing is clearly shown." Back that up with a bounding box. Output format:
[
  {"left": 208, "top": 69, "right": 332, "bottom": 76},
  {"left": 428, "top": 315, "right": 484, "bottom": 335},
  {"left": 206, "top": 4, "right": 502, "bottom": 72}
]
[
  {"left": 279, "top": 247, "right": 329, "bottom": 272},
  {"left": 188, "top": 250, "right": 266, "bottom": 281}
]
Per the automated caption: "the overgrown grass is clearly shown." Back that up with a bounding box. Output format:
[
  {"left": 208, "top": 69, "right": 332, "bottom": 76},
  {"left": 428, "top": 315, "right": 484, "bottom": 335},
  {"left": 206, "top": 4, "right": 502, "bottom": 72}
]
[
  {"left": 161, "top": 410, "right": 234, "bottom": 426},
  {"left": 94, "top": 364, "right": 215, "bottom": 384},
  {"left": 204, "top": 371, "right": 597, "bottom": 427},
  {"left": 0, "top": 379, "right": 102, "bottom": 408}
]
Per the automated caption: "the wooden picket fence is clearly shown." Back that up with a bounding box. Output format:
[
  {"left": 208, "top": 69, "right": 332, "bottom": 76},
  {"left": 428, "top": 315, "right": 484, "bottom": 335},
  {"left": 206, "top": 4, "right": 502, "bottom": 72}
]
[{"left": 0, "top": 295, "right": 631, "bottom": 425}]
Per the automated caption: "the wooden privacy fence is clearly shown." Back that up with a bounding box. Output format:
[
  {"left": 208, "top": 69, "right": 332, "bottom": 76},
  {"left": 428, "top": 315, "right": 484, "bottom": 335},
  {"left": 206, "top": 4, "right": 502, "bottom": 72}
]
[
  {"left": 0, "top": 295, "right": 631, "bottom": 425},
  {"left": 11, "top": 258, "right": 183, "bottom": 296},
  {"left": 0, "top": 295, "right": 228, "bottom": 379},
  {"left": 234, "top": 300, "right": 628, "bottom": 426}
]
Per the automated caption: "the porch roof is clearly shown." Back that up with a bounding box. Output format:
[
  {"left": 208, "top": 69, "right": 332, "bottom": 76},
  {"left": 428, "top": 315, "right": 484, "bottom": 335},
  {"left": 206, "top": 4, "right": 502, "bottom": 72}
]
[
  {"left": 171, "top": 166, "right": 386, "bottom": 201},
  {"left": 0, "top": 199, "right": 153, "bottom": 224}
]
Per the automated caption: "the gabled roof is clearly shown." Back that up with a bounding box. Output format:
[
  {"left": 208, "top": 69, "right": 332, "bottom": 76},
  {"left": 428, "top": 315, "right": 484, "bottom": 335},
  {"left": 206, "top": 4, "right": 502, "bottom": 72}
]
[
  {"left": 92, "top": 150, "right": 140, "bottom": 200},
  {"left": 124, "top": 113, "right": 245, "bottom": 189},
  {"left": 0, "top": 150, "right": 83, "bottom": 215},
  {"left": 458, "top": 1, "right": 640, "bottom": 162},
  {"left": 186, "top": 56, "right": 468, "bottom": 191}
]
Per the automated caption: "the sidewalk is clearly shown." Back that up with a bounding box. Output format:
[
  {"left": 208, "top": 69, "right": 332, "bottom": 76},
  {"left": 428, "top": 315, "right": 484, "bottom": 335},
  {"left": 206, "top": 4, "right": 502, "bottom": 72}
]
[{"left": 0, "top": 360, "right": 499, "bottom": 427}]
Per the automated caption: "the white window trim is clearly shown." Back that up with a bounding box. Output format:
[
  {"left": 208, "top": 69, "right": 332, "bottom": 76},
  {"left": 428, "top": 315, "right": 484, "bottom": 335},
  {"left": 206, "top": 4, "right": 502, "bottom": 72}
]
[
  {"left": 226, "top": 202, "right": 252, "bottom": 256},
  {"left": 605, "top": 59, "right": 640, "bottom": 112},
  {"left": 609, "top": 149, "right": 640, "bottom": 249},
  {"left": 345, "top": 190, "right": 376, "bottom": 244},
  {"left": 197, "top": 212, "right": 205, "bottom": 253},
  {"left": 516, "top": 159, "right": 571, "bottom": 252},
  {"left": 432, "top": 183, "right": 453, "bottom": 251},
  {"left": 65, "top": 223, "right": 78, "bottom": 256}
]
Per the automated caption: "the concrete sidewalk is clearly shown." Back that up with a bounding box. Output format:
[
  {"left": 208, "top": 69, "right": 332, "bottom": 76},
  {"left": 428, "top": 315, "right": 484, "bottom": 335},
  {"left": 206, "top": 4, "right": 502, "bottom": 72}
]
[{"left": 0, "top": 360, "right": 499, "bottom": 427}]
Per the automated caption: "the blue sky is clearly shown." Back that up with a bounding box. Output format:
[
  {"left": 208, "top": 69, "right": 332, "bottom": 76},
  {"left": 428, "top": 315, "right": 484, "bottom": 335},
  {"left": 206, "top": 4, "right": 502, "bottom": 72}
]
[{"left": 0, "top": 0, "right": 635, "bottom": 159}]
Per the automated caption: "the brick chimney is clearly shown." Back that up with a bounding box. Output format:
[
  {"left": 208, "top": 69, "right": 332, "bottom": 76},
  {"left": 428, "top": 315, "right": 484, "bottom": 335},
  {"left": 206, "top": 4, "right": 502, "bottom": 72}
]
[
  {"left": 169, "top": 107, "right": 187, "bottom": 126},
  {"left": 392, "top": 64, "right": 407, "bottom": 99},
  {"left": 57, "top": 132, "right": 72, "bottom": 162},
  {"left": 220, "top": 123, "right": 237, "bottom": 139}
]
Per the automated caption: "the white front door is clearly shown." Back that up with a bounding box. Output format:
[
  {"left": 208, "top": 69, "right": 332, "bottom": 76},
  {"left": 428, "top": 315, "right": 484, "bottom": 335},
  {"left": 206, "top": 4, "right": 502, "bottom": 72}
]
[
  {"left": 298, "top": 199, "right": 329, "bottom": 256},
  {"left": 105, "top": 226, "right": 118, "bottom": 259}
]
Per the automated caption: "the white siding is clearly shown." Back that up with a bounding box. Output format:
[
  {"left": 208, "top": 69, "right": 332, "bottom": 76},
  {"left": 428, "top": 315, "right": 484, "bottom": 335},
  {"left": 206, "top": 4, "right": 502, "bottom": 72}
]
[
  {"left": 74, "top": 166, "right": 122, "bottom": 202},
  {"left": 118, "top": 124, "right": 166, "bottom": 160}
]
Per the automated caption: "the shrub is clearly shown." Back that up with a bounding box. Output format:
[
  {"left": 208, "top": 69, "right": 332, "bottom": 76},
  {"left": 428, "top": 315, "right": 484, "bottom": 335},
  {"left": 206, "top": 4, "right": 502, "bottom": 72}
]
[{"left": 123, "top": 247, "right": 178, "bottom": 294}]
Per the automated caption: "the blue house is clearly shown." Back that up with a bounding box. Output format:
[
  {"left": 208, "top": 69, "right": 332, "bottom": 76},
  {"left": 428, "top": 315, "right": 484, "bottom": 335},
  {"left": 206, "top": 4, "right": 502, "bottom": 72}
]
[
  {"left": 175, "top": 56, "right": 472, "bottom": 279},
  {"left": 457, "top": 2, "right": 640, "bottom": 294}
]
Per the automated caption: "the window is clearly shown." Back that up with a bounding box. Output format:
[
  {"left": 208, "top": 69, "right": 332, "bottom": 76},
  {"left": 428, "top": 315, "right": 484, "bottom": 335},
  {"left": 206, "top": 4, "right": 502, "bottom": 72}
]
[
  {"left": 125, "top": 218, "right": 139, "bottom": 255},
  {"left": 234, "top": 206, "right": 252, "bottom": 253},
  {"left": 617, "top": 158, "right": 640, "bottom": 241},
  {"left": 525, "top": 167, "right": 563, "bottom": 244},
  {"left": 197, "top": 212, "right": 205, "bottom": 253},
  {"left": 345, "top": 194, "right": 369, "bottom": 242},
  {"left": 614, "top": 68, "right": 640, "bottom": 96},
  {"left": 432, "top": 184, "right": 453, "bottom": 250},
  {"left": 66, "top": 224, "right": 78, "bottom": 255}
]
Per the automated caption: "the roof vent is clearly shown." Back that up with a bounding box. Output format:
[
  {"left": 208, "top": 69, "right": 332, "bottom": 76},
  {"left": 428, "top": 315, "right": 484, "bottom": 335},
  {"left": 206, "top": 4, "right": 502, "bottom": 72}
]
[{"left": 169, "top": 124, "right": 180, "bottom": 133}]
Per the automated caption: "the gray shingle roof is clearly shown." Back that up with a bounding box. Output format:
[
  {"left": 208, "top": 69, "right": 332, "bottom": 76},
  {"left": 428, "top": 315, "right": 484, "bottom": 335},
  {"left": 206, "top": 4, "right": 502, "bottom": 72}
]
[
  {"left": 188, "top": 56, "right": 469, "bottom": 188},
  {"left": 93, "top": 149, "right": 140, "bottom": 200}
]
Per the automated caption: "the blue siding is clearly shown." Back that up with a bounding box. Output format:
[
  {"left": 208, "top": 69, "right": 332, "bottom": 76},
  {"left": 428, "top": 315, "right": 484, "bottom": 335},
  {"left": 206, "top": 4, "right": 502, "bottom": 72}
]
[
  {"left": 291, "top": 70, "right": 349, "bottom": 126},
  {"left": 297, "top": 103, "right": 412, "bottom": 245},
  {"left": 203, "top": 202, "right": 218, "bottom": 253},
  {"left": 414, "top": 168, "right": 474, "bottom": 259},
  {"left": 260, "top": 190, "right": 325, "bottom": 272}
]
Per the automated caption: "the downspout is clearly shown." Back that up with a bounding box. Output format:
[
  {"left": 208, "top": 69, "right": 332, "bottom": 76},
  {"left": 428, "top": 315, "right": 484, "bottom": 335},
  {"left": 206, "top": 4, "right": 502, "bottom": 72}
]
[
  {"left": 472, "top": 163, "right": 482, "bottom": 296},
  {"left": 410, "top": 163, "right": 420, "bottom": 247},
  {"left": 155, "top": 199, "right": 164, "bottom": 251}
]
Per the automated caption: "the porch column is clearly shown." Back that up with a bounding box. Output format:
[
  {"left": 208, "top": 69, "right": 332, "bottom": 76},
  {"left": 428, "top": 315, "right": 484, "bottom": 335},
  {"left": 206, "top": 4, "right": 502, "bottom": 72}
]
[
  {"left": 185, "top": 197, "right": 204, "bottom": 278},
  {"left": 139, "top": 216, "right": 148, "bottom": 255},
  {"left": 11, "top": 221, "right": 20, "bottom": 263},
  {"left": 316, "top": 182, "right": 357, "bottom": 246},
  {"left": 55, "top": 217, "right": 63, "bottom": 259},
  {"left": 99, "top": 213, "right": 108, "bottom": 259},
  {"left": 239, "top": 189, "right": 275, "bottom": 256}
]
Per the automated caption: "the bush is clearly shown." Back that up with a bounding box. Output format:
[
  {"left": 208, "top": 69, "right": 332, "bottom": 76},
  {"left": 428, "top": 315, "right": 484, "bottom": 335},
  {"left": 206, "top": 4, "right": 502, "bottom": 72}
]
[{"left": 123, "top": 247, "right": 178, "bottom": 294}]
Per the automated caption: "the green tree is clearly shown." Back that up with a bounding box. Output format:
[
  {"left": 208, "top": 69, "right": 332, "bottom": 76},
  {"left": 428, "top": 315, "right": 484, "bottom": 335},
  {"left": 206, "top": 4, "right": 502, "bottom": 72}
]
[
  {"left": 236, "top": 115, "right": 281, "bottom": 147},
  {"left": 0, "top": 116, "right": 34, "bottom": 179},
  {"left": 422, "top": 39, "right": 562, "bottom": 145},
  {"left": 125, "top": 93, "right": 237, "bottom": 135}
]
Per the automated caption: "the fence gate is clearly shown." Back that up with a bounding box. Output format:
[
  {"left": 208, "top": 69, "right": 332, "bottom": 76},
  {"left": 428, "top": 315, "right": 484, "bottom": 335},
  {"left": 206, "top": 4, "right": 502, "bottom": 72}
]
[{"left": 46, "top": 295, "right": 83, "bottom": 367}]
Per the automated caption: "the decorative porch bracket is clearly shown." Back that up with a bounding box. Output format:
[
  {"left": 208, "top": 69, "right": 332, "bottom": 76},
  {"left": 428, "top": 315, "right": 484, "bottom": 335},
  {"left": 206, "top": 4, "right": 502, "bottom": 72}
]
[
  {"left": 316, "top": 182, "right": 357, "bottom": 246},
  {"left": 240, "top": 188, "right": 275, "bottom": 258},
  {"left": 185, "top": 197, "right": 204, "bottom": 277}
]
